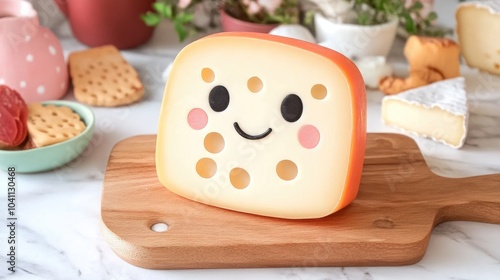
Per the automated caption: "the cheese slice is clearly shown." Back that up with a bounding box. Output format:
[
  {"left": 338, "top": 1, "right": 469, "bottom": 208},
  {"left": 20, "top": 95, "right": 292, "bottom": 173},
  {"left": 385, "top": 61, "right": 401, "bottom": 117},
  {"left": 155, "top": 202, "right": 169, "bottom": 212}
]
[
  {"left": 456, "top": 1, "right": 500, "bottom": 76},
  {"left": 156, "top": 32, "right": 366, "bottom": 219},
  {"left": 382, "top": 77, "right": 468, "bottom": 149}
]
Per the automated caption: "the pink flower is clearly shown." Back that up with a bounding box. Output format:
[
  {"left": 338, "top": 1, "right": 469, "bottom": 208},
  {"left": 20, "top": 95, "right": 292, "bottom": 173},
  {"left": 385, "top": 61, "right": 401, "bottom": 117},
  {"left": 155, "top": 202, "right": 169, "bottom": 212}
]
[
  {"left": 177, "top": 0, "right": 192, "bottom": 9},
  {"left": 246, "top": 1, "right": 262, "bottom": 15},
  {"left": 258, "top": 0, "right": 282, "bottom": 14}
]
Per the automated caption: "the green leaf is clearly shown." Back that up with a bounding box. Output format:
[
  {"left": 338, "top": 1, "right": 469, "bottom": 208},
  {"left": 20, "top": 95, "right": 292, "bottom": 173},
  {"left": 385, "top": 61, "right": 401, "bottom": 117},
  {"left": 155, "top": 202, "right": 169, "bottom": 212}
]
[
  {"left": 177, "top": 12, "right": 194, "bottom": 24},
  {"left": 410, "top": 1, "right": 423, "bottom": 11},
  {"left": 303, "top": 10, "right": 315, "bottom": 27},
  {"left": 153, "top": 2, "right": 167, "bottom": 14},
  {"left": 164, "top": 5, "right": 173, "bottom": 18},
  {"left": 357, "top": 11, "right": 372, "bottom": 25},
  {"left": 153, "top": 2, "right": 173, "bottom": 18},
  {"left": 426, "top": 11, "right": 438, "bottom": 21},
  {"left": 403, "top": 14, "right": 416, "bottom": 34},
  {"left": 174, "top": 20, "right": 187, "bottom": 42},
  {"left": 268, "top": 15, "right": 286, "bottom": 23},
  {"left": 141, "top": 12, "right": 161, "bottom": 26},
  {"left": 374, "top": 0, "right": 383, "bottom": 10}
]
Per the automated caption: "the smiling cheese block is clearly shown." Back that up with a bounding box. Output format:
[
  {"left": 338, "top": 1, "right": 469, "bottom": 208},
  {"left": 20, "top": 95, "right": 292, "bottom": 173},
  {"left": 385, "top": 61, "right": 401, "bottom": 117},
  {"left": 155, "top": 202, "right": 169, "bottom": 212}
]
[
  {"left": 156, "top": 33, "right": 366, "bottom": 219},
  {"left": 456, "top": 1, "right": 500, "bottom": 76}
]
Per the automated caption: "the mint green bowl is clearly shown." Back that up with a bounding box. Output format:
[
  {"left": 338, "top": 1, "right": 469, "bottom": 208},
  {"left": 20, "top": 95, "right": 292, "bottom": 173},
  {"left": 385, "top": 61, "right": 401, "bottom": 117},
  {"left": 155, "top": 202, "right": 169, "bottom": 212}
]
[{"left": 0, "top": 101, "right": 95, "bottom": 173}]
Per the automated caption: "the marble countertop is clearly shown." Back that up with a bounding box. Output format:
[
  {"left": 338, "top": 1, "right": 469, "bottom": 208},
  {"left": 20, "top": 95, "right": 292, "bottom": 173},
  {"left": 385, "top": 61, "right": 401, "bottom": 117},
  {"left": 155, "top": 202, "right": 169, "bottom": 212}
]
[{"left": 2, "top": 16, "right": 500, "bottom": 280}]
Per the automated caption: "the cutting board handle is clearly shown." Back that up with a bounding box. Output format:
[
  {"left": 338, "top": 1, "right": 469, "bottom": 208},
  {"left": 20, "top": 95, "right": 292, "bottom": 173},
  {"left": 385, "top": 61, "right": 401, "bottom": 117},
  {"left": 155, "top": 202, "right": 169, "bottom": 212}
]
[{"left": 434, "top": 174, "right": 500, "bottom": 225}]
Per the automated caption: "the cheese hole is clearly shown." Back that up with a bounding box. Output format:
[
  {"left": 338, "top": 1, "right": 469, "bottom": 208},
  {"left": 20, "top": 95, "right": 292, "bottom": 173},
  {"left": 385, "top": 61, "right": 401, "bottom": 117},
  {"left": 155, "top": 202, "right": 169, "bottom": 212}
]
[
  {"left": 201, "top": 68, "right": 215, "bottom": 83},
  {"left": 230, "top": 168, "right": 250, "bottom": 189},
  {"left": 196, "top": 158, "right": 216, "bottom": 178},
  {"left": 311, "top": 84, "right": 327, "bottom": 100},
  {"left": 276, "top": 160, "right": 298, "bottom": 181},
  {"left": 204, "top": 132, "right": 224, "bottom": 153},
  {"left": 247, "top": 76, "right": 263, "bottom": 93}
]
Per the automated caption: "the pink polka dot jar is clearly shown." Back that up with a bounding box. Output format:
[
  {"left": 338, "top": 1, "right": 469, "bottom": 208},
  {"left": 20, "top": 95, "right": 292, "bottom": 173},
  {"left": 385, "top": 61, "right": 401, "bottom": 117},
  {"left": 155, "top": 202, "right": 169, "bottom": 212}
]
[{"left": 0, "top": 0, "right": 68, "bottom": 103}]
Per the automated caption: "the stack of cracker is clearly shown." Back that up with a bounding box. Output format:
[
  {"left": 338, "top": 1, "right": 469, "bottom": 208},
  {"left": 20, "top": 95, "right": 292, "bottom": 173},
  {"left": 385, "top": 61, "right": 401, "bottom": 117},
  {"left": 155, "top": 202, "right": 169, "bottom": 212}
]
[{"left": 69, "top": 45, "right": 144, "bottom": 107}]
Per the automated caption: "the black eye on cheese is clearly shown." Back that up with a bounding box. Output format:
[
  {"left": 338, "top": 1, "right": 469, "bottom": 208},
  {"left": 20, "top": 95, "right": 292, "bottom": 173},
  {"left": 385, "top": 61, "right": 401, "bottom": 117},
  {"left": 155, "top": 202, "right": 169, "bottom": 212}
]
[
  {"left": 281, "top": 94, "right": 303, "bottom": 122},
  {"left": 209, "top": 85, "right": 230, "bottom": 112}
]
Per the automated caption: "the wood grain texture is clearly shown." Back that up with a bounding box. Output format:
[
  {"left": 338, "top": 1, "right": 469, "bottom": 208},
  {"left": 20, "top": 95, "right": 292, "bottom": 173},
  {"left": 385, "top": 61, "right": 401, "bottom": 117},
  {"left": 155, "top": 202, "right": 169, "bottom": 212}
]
[{"left": 101, "top": 133, "right": 500, "bottom": 269}]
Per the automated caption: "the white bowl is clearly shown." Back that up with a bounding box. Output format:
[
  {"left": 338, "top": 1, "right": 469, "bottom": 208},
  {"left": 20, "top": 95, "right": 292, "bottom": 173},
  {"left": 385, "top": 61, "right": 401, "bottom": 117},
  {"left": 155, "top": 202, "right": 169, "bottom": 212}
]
[{"left": 315, "top": 13, "right": 398, "bottom": 58}]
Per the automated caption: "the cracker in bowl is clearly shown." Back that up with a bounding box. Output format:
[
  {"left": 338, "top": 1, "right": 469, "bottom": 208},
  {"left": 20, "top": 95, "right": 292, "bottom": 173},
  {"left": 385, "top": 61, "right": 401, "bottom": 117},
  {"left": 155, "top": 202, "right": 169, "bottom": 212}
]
[{"left": 27, "top": 103, "right": 86, "bottom": 148}]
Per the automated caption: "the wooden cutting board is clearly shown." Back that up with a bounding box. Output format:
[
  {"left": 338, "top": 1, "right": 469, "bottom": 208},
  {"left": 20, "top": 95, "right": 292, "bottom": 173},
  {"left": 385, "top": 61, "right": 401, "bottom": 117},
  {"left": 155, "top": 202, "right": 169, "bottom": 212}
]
[{"left": 101, "top": 133, "right": 500, "bottom": 269}]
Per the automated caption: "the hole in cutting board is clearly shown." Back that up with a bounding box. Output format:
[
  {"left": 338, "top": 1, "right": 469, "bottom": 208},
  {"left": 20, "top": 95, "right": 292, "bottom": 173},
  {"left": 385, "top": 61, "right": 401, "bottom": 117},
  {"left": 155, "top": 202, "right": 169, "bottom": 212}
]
[
  {"left": 373, "top": 217, "right": 395, "bottom": 229},
  {"left": 150, "top": 223, "right": 169, "bottom": 233}
]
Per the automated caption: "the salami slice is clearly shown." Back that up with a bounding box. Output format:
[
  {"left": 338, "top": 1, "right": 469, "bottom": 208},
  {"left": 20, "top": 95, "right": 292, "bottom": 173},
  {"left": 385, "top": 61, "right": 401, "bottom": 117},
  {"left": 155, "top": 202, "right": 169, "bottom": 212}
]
[{"left": 0, "top": 85, "right": 28, "bottom": 149}]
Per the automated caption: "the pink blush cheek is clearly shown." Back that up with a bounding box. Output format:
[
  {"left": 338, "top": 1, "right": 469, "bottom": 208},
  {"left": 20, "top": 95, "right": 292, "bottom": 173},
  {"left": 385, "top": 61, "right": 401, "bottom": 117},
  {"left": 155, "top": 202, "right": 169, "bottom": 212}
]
[
  {"left": 298, "top": 125, "right": 320, "bottom": 149},
  {"left": 187, "top": 108, "right": 208, "bottom": 130}
]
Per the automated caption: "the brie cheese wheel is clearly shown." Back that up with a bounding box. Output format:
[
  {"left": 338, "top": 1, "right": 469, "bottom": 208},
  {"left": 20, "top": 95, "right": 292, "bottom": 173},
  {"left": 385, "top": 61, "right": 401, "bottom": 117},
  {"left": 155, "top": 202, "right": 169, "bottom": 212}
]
[
  {"left": 156, "top": 32, "right": 366, "bottom": 219},
  {"left": 382, "top": 77, "right": 468, "bottom": 149},
  {"left": 456, "top": 1, "right": 500, "bottom": 76}
]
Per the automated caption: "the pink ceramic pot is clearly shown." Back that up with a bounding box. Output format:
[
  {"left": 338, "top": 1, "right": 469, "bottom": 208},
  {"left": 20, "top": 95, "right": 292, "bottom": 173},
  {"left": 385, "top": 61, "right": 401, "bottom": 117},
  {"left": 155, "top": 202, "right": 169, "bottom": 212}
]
[
  {"left": 54, "top": 0, "right": 155, "bottom": 49},
  {"left": 220, "top": 9, "right": 278, "bottom": 33},
  {"left": 0, "top": 0, "right": 68, "bottom": 103}
]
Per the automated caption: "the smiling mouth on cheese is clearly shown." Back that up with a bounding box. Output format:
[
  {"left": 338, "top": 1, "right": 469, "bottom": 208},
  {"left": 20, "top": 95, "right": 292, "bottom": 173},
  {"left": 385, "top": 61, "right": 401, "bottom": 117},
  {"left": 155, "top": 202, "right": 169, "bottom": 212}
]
[{"left": 156, "top": 32, "right": 366, "bottom": 219}]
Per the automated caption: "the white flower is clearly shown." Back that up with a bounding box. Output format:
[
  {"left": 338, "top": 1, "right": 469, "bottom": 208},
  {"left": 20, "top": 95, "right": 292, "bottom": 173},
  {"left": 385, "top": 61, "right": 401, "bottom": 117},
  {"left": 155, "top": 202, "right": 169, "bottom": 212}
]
[
  {"left": 177, "top": 0, "right": 192, "bottom": 9},
  {"left": 257, "top": 0, "right": 282, "bottom": 14},
  {"left": 247, "top": 1, "right": 262, "bottom": 15}
]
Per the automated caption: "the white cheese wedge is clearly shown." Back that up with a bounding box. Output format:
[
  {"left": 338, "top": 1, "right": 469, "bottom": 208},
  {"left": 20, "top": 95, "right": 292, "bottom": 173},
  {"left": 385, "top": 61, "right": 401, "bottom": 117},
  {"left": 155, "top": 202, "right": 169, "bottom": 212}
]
[
  {"left": 382, "top": 77, "right": 468, "bottom": 149},
  {"left": 456, "top": 1, "right": 500, "bottom": 76}
]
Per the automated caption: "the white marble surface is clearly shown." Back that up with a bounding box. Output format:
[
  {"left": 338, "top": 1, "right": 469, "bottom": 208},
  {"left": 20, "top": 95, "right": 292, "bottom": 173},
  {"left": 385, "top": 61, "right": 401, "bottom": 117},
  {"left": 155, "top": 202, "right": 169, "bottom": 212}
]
[{"left": 1, "top": 11, "right": 500, "bottom": 280}]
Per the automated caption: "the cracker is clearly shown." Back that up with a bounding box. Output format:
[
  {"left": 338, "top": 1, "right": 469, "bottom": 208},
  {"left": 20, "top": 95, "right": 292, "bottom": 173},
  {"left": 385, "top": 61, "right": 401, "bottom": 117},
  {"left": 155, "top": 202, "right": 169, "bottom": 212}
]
[
  {"left": 69, "top": 45, "right": 144, "bottom": 107},
  {"left": 27, "top": 103, "right": 86, "bottom": 147}
]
